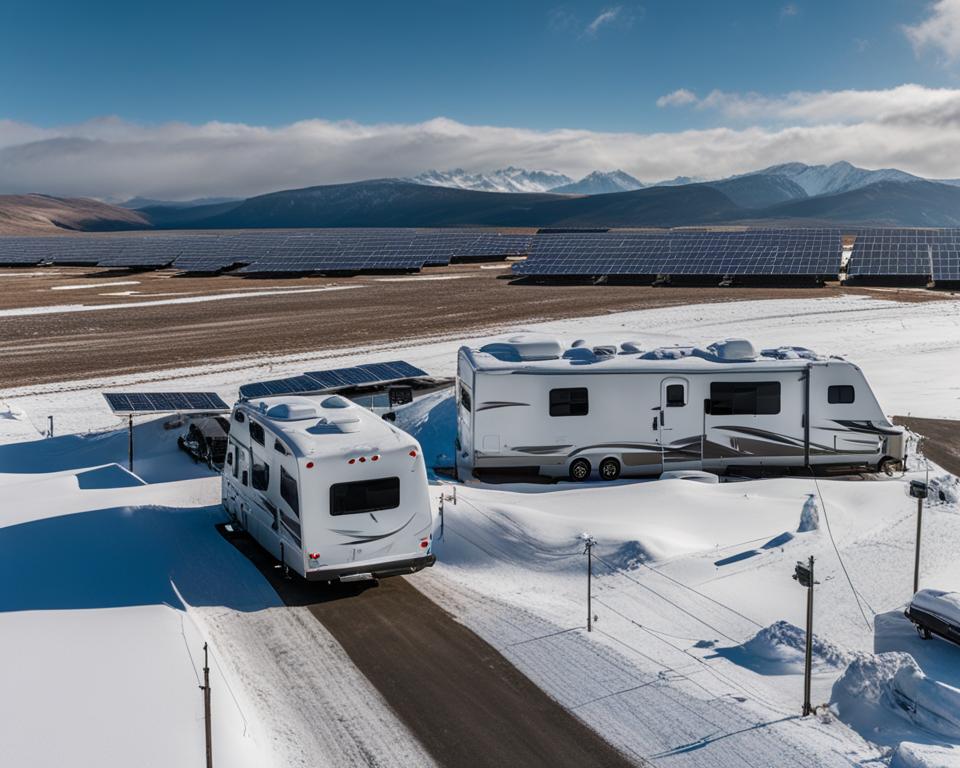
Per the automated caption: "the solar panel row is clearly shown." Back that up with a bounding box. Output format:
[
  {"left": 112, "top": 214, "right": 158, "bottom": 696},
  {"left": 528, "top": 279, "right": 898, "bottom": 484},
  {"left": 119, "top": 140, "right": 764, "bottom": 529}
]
[
  {"left": 238, "top": 360, "right": 429, "bottom": 400},
  {"left": 103, "top": 392, "right": 230, "bottom": 413}
]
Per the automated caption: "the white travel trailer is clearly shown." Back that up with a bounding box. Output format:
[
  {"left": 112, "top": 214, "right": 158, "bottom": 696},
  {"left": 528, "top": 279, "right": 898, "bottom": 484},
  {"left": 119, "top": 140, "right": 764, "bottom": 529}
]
[
  {"left": 456, "top": 334, "right": 906, "bottom": 481},
  {"left": 222, "top": 393, "right": 436, "bottom": 581}
]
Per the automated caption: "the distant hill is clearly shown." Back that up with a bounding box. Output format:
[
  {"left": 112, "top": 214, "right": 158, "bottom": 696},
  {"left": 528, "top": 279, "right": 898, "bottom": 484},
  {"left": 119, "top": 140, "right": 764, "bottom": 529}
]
[
  {"left": 738, "top": 161, "right": 922, "bottom": 197},
  {"left": 551, "top": 170, "right": 645, "bottom": 195},
  {"left": 120, "top": 196, "right": 240, "bottom": 210},
  {"left": 705, "top": 174, "right": 808, "bottom": 209},
  {"left": 0, "top": 194, "right": 150, "bottom": 234}
]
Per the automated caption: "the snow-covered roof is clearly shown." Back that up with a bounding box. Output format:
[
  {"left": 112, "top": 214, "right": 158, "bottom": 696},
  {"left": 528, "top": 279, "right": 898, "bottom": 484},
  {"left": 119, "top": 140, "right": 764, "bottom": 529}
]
[
  {"left": 237, "top": 394, "right": 414, "bottom": 459},
  {"left": 463, "top": 334, "right": 837, "bottom": 374}
]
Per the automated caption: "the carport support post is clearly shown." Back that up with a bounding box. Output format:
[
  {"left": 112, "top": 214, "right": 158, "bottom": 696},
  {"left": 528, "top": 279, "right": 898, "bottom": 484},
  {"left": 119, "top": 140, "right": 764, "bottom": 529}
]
[
  {"left": 128, "top": 414, "right": 134, "bottom": 472},
  {"left": 201, "top": 642, "right": 213, "bottom": 768},
  {"left": 914, "top": 495, "right": 923, "bottom": 595},
  {"left": 582, "top": 535, "right": 595, "bottom": 632},
  {"left": 803, "top": 556, "right": 814, "bottom": 717}
]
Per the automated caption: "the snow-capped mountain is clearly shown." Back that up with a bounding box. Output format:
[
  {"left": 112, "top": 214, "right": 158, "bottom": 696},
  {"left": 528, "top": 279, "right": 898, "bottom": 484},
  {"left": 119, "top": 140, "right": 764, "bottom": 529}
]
[
  {"left": 651, "top": 175, "right": 705, "bottom": 187},
  {"left": 743, "top": 161, "right": 922, "bottom": 197},
  {"left": 551, "top": 170, "right": 645, "bottom": 195},
  {"left": 411, "top": 167, "right": 572, "bottom": 194}
]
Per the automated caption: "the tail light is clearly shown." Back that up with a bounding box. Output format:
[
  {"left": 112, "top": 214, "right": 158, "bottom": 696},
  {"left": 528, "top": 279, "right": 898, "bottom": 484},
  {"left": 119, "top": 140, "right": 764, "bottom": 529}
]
[
  {"left": 308, "top": 552, "right": 320, "bottom": 560},
  {"left": 419, "top": 536, "right": 430, "bottom": 550},
  {"left": 409, "top": 449, "right": 418, "bottom": 458}
]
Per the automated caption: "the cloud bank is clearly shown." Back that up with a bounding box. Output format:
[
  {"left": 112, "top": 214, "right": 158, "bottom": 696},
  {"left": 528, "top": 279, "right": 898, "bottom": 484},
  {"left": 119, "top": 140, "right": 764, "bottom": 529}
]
[
  {"left": 905, "top": 0, "right": 960, "bottom": 61},
  {"left": 7, "top": 84, "right": 960, "bottom": 200}
]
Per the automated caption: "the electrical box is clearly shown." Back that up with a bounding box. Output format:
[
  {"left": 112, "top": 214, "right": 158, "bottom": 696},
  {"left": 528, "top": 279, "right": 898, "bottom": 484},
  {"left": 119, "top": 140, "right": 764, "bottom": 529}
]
[
  {"left": 793, "top": 561, "right": 813, "bottom": 588},
  {"left": 388, "top": 386, "right": 414, "bottom": 407},
  {"left": 909, "top": 480, "right": 928, "bottom": 500}
]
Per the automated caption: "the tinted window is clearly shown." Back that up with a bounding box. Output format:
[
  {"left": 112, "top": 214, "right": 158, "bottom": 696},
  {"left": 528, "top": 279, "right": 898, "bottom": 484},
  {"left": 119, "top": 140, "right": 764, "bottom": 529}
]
[
  {"left": 709, "top": 382, "right": 780, "bottom": 415},
  {"left": 249, "top": 421, "right": 265, "bottom": 446},
  {"left": 280, "top": 466, "right": 299, "bottom": 516},
  {"left": 274, "top": 438, "right": 288, "bottom": 455},
  {"left": 460, "top": 385, "right": 472, "bottom": 412},
  {"left": 232, "top": 410, "right": 245, "bottom": 423},
  {"left": 665, "top": 383, "right": 686, "bottom": 407},
  {"left": 330, "top": 477, "right": 400, "bottom": 516},
  {"left": 828, "top": 385, "right": 855, "bottom": 404},
  {"left": 251, "top": 460, "right": 269, "bottom": 490},
  {"left": 550, "top": 388, "right": 589, "bottom": 417}
]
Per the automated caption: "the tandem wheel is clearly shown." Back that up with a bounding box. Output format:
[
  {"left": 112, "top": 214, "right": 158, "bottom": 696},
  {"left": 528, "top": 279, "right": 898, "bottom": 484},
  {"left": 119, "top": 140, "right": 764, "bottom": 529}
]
[
  {"left": 599, "top": 457, "right": 621, "bottom": 481},
  {"left": 569, "top": 458, "right": 592, "bottom": 482}
]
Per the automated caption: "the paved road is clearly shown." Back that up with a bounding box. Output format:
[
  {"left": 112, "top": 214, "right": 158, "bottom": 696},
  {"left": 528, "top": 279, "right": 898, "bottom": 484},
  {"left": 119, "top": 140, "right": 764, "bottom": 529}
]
[
  {"left": 893, "top": 416, "right": 960, "bottom": 476},
  {"left": 222, "top": 526, "right": 637, "bottom": 768}
]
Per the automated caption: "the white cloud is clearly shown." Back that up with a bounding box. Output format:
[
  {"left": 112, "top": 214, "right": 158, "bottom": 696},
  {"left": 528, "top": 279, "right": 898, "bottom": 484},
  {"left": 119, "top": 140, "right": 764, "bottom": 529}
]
[
  {"left": 905, "top": 0, "right": 960, "bottom": 61},
  {"left": 585, "top": 6, "right": 622, "bottom": 36},
  {"left": 8, "top": 84, "right": 960, "bottom": 200},
  {"left": 656, "top": 89, "right": 698, "bottom": 108}
]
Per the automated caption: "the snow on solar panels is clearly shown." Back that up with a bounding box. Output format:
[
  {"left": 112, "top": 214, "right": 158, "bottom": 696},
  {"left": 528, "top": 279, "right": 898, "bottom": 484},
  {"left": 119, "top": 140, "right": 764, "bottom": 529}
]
[{"left": 238, "top": 360, "right": 430, "bottom": 400}]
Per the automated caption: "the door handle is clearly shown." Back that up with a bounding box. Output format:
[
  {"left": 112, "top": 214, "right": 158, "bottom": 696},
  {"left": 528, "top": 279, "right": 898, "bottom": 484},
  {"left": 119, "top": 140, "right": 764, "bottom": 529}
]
[
  {"left": 659, "top": 411, "right": 665, "bottom": 427},
  {"left": 652, "top": 417, "right": 658, "bottom": 431}
]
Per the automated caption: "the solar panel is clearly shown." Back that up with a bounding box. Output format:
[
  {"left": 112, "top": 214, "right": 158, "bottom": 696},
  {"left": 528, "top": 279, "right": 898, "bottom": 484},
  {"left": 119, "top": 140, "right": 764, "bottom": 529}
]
[
  {"left": 847, "top": 229, "right": 940, "bottom": 278},
  {"left": 103, "top": 392, "right": 230, "bottom": 413},
  {"left": 239, "top": 360, "right": 430, "bottom": 400}
]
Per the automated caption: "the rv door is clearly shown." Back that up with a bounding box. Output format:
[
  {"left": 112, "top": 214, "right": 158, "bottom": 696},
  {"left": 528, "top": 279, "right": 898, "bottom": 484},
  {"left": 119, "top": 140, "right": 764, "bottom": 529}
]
[{"left": 659, "top": 377, "right": 702, "bottom": 470}]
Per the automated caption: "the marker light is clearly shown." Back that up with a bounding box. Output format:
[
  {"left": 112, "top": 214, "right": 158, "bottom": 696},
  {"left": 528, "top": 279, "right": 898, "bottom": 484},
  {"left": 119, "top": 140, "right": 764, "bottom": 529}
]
[
  {"left": 308, "top": 553, "right": 320, "bottom": 560},
  {"left": 348, "top": 458, "right": 356, "bottom": 464},
  {"left": 409, "top": 450, "right": 418, "bottom": 458},
  {"left": 305, "top": 461, "right": 314, "bottom": 469},
  {"left": 419, "top": 537, "right": 430, "bottom": 549},
  {"left": 371, "top": 454, "right": 380, "bottom": 461},
  {"left": 359, "top": 456, "right": 366, "bottom": 463}
]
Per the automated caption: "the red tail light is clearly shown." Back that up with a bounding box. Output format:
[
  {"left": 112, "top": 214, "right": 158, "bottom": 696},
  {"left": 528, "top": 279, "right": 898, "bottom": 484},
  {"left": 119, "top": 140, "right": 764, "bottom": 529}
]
[
  {"left": 409, "top": 450, "right": 418, "bottom": 458},
  {"left": 348, "top": 458, "right": 356, "bottom": 465},
  {"left": 305, "top": 461, "right": 314, "bottom": 469},
  {"left": 359, "top": 456, "right": 366, "bottom": 463},
  {"left": 372, "top": 454, "right": 380, "bottom": 461},
  {"left": 308, "top": 552, "right": 320, "bottom": 560},
  {"left": 419, "top": 537, "right": 430, "bottom": 549}
]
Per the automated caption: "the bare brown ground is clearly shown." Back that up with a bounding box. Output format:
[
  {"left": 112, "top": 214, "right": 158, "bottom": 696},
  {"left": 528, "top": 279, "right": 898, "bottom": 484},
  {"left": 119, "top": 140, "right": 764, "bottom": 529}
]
[
  {"left": 0, "top": 263, "right": 954, "bottom": 390},
  {"left": 893, "top": 417, "right": 960, "bottom": 477}
]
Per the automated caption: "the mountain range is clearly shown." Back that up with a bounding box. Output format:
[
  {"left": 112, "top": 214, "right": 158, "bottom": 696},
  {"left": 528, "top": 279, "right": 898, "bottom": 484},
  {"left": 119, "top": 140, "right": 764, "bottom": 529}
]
[{"left": 6, "top": 161, "right": 960, "bottom": 234}]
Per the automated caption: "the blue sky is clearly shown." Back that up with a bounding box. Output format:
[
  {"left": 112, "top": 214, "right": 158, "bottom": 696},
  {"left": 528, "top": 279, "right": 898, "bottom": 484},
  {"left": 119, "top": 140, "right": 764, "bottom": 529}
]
[
  {"left": 4, "top": 0, "right": 960, "bottom": 199},
  {"left": 0, "top": 0, "right": 947, "bottom": 132}
]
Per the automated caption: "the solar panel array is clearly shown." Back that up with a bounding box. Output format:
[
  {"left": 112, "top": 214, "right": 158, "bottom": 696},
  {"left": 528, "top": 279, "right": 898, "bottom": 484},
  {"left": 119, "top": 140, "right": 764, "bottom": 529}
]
[
  {"left": 238, "top": 360, "right": 429, "bottom": 400},
  {"left": 514, "top": 230, "right": 843, "bottom": 278},
  {"left": 847, "top": 228, "right": 960, "bottom": 283},
  {"left": 103, "top": 392, "right": 230, "bottom": 413},
  {"left": 0, "top": 231, "right": 534, "bottom": 274}
]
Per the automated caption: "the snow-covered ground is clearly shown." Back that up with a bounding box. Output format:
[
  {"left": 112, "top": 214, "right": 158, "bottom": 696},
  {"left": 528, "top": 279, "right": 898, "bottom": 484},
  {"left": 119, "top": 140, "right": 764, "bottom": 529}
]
[{"left": 2, "top": 294, "right": 960, "bottom": 767}]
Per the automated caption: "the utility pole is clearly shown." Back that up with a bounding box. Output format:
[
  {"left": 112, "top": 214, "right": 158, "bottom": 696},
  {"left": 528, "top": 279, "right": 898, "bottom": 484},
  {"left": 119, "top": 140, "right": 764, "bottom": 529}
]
[
  {"left": 910, "top": 480, "right": 928, "bottom": 594},
  {"left": 201, "top": 642, "right": 213, "bottom": 768},
  {"left": 582, "top": 534, "right": 596, "bottom": 632},
  {"left": 438, "top": 486, "right": 456, "bottom": 541},
  {"left": 128, "top": 414, "right": 134, "bottom": 472},
  {"left": 792, "top": 556, "right": 817, "bottom": 717}
]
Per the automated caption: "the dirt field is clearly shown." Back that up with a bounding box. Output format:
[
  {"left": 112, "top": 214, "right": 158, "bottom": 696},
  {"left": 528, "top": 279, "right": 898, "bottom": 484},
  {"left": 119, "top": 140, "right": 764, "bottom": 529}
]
[
  {"left": 0, "top": 263, "right": 952, "bottom": 390},
  {"left": 222, "top": 525, "right": 635, "bottom": 768}
]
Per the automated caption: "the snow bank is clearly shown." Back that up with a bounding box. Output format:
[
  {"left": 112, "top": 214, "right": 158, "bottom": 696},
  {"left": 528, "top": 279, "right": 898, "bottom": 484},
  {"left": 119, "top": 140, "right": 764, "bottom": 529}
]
[
  {"left": 912, "top": 589, "right": 960, "bottom": 628},
  {"left": 892, "top": 665, "right": 960, "bottom": 739},
  {"left": 891, "top": 742, "right": 960, "bottom": 768},
  {"left": 392, "top": 390, "right": 455, "bottom": 478},
  {"left": 721, "top": 620, "right": 852, "bottom": 674},
  {"left": 929, "top": 474, "right": 960, "bottom": 506},
  {"left": 797, "top": 494, "right": 820, "bottom": 532}
]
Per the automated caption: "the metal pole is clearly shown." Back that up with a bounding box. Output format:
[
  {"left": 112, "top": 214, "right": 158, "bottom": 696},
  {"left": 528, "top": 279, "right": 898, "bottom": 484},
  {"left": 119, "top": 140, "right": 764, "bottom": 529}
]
[
  {"left": 803, "top": 556, "right": 814, "bottom": 717},
  {"left": 914, "top": 496, "right": 923, "bottom": 595},
  {"left": 586, "top": 538, "right": 594, "bottom": 632},
  {"left": 47, "top": 415, "right": 54, "bottom": 438},
  {"left": 201, "top": 642, "right": 213, "bottom": 768},
  {"left": 802, "top": 365, "right": 811, "bottom": 470},
  {"left": 128, "top": 414, "right": 134, "bottom": 472}
]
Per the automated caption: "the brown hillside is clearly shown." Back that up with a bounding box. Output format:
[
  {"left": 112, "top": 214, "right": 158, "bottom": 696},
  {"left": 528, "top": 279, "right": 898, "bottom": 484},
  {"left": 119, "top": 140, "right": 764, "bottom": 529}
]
[{"left": 0, "top": 194, "right": 150, "bottom": 234}]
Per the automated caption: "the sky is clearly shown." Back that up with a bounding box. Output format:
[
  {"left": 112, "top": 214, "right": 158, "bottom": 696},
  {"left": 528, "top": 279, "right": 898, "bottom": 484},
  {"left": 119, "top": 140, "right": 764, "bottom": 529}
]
[{"left": 4, "top": 0, "right": 960, "bottom": 199}]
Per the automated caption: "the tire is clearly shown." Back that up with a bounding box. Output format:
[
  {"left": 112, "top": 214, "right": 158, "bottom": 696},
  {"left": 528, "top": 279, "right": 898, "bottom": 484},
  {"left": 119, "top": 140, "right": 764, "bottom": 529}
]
[
  {"left": 569, "top": 458, "right": 592, "bottom": 482},
  {"left": 599, "top": 457, "right": 621, "bottom": 481},
  {"left": 921, "top": 626, "right": 932, "bottom": 640}
]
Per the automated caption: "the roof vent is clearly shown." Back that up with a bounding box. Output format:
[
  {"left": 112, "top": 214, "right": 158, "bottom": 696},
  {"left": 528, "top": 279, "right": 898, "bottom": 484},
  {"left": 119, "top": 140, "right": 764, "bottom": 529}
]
[
  {"left": 642, "top": 346, "right": 693, "bottom": 360},
  {"left": 706, "top": 339, "right": 757, "bottom": 362},
  {"left": 321, "top": 395, "right": 352, "bottom": 409},
  {"left": 592, "top": 345, "right": 617, "bottom": 357},
  {"left": 761, "top": 346, "right": 819, "bottom": 361},
  {"left": 479, "top": 333, "right": 563, "bottom": 362},
  {"left": 571, "top": 339, "right": 588, "bottom": 348},
  {"left": 266, "top": 403, "right": 318, "bottom": 421},
  {"left": 620, "top": 341, "right": 643, "bottom": 354},
  {"left": 562, "top": 347, "right": 597, "bottom": 363}
]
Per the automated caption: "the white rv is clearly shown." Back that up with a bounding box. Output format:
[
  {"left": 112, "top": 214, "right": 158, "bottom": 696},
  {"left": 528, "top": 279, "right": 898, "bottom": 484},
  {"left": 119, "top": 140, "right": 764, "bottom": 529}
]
[
  {"left": 222, "top": 394, "right": 436, "bottom": 581},
  {"left": 456, "top": 334, "right": 906, "bottom": 481}
]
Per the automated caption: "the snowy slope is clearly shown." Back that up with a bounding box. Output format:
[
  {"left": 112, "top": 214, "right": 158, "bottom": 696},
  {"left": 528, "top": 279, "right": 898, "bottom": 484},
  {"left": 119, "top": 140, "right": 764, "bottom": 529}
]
[
  {"left": 744, "top": 161, "right": 922, "bottom": 197},
  {"left": 551, "top": 170, "right": 645, "bottom": 195},
  {"left": 410, "top": 167, "right": 572, "bottom": 193}
]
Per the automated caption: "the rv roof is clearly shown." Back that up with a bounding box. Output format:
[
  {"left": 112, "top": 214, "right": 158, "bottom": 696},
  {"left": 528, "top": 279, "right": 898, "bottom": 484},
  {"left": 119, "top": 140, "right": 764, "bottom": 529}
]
[
  {"left": 463, "top": 336, "right": 839, "bottom": 374},
  {"left": 237, "top": 394, "right": 412, "bottom": 459}
]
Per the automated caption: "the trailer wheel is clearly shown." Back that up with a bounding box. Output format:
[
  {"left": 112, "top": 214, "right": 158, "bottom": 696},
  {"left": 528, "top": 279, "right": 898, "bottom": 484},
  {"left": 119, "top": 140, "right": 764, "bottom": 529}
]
[
  {"left": 878, "top": 457, "right": 897, "bottom": 476},
  {"left": 569, "top": 458, "right": 592, "bottom": 482},
  {"left": 599, "top": 458, "right": 621, "bottom": 481},
  {"left": 920, "top": 625, "right": 932, "bottom": 640}
]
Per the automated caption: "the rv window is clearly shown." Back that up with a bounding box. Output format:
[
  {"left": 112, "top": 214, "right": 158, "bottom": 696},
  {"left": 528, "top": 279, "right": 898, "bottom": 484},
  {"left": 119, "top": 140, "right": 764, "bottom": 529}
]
[
  {"left": 827, "top": 385, "right": 855, "bottom": 404},
  {"left": 460, "top": 385, "right": 472, "bottom": 412},
  {"left": 549, "top": 388, "right": 589, "bottom": 417},
  {"left": 330, "top": 477, "right": 400, "bottom": 516},
  {"left": 226, "top": 451, "right": 233, "bottom": 466},
  {"left": 274, "top": 438, "right": 288, "bottom": 455},
  {"left": 665, "top": 384, "right": 686, "bottom": 407},
  {"left": 280, "top": 466, "right": 299, "bottom": 516},
  {"left": 249, "top": 421, "right": 265, "bottom": 446},
  {"left": 251, "top": 461, "right": 269, "bottom": 490},
  {"left": 709, "top": 382, "right": 780, "bottom": 416},
  {"left": 233, "top": 410, "right": 245, "bottom": 423}
]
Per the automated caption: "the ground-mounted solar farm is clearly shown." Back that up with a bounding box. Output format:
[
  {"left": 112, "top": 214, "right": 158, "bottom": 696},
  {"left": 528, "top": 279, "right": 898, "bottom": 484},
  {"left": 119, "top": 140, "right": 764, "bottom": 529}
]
[{"left": 1, "top": 227, "right": 960, "bottom": 287}]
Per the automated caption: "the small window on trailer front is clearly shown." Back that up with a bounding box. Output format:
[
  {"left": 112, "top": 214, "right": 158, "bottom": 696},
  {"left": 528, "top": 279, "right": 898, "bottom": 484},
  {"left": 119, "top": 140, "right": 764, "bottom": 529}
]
[
  {"left": 274, "top": 438, "right": 288, "bottom": 455},
  {"left": 280, "top": 466, "right": 299, "bottom": 516},
  {"left": 330, "top": 477, "right": 400, "bottom": 516},
  {"left": 251, "top": 460, "right": 269, "bottom": 490},
  {"left": 828, "top": 385, "right": 855, "bottom": 404},
  {"left": 249, "top": 421, "right": 265, "bottom": 445},
  {"left": 233, "top": 410, "right": 245, "bottom": 423},
  {"left": 665, "top": 383, "right": 686, "bottom": 407},
  {"left": 460, "top": 385, "right": 472, "bottom": 412},
  {"left": 709, "top": 382, "right": 780, "bottom": 415},
  {"left": 549, "top": 388, "right": 589, "bottom": 417}
]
